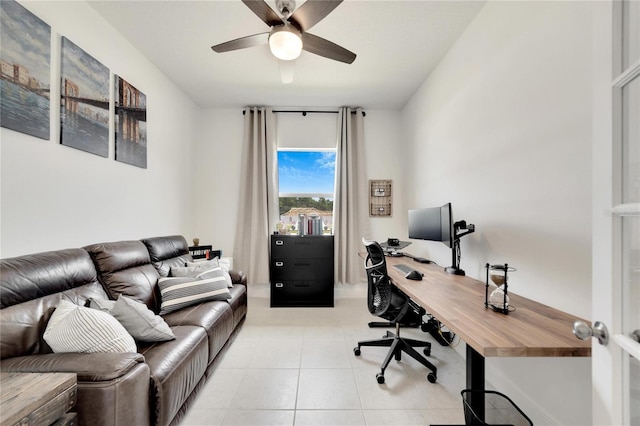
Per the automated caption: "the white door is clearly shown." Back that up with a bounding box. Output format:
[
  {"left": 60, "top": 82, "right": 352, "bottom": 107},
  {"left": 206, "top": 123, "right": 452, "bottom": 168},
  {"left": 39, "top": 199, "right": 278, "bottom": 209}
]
[{"left": 590, "top": 1, "right": 640, "bottom": 424}]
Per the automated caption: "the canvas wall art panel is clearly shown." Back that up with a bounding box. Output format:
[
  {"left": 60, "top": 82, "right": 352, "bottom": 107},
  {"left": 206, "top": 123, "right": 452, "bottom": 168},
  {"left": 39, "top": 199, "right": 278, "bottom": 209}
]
[
  {"left": 0, "top": 0, "right": 51, "bottom": 140},
  {"left": 115, "top": 75, "right": 147, "bottom": 168},
  {"left": 60, "top": 37, "right": 109, "bottom": 157}
]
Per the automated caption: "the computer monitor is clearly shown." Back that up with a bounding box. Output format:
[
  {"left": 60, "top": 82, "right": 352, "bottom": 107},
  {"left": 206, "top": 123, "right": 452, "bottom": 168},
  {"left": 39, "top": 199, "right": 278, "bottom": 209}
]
[
  {"left": 408, "top": 202, "right": 474, "bottom": 276},
  {"left": 408, "top": 203, "right": 453, "bottom": 248}
]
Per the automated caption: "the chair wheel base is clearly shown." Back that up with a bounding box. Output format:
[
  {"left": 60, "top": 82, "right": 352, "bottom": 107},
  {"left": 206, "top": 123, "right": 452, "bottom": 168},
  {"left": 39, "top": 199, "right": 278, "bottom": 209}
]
[
  {"left": 353, "top": 347, "right": 361, "bottom": 356},
  {"left": 376, "top": 373, "right": 385, "bottom": 384},
  {"left": 427, "top": 372, "right": 437, "bottom": 383},
  {"left": 423, "top": 347, "right": 431, "bottom": 356}
]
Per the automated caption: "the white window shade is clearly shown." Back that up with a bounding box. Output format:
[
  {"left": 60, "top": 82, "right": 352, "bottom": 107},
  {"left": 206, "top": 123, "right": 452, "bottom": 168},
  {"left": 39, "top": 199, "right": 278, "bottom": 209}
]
[{"left": 276, "top": 112, "right": 338, "bottom": 149}]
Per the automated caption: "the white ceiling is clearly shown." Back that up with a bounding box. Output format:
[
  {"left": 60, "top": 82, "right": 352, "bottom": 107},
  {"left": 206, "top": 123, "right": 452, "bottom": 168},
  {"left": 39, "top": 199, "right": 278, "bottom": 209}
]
[{"left": 89, "top": 0, "right": 486, "bottom": 110}]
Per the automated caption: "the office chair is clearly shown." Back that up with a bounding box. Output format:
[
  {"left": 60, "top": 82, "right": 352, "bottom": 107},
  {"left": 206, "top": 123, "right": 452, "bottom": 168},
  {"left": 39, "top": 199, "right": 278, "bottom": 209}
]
[{"left": 354, "top": 238, "right": 438, "bottom": 384}]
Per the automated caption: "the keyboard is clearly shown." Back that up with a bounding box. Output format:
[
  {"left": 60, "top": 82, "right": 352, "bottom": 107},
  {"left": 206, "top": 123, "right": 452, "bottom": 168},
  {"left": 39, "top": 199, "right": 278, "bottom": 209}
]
[{"left": 394, "top": 264, "right": 417, "bottom": 274}]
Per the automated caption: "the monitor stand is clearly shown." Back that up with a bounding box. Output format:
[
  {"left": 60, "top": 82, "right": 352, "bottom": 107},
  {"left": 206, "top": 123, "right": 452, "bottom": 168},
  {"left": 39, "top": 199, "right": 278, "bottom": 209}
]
[
  {"left": 445, "top": 266, "right": 465, "bottom": 276},
  {"left": 445, "top": 239, "right": 466, "bottom": 275}
]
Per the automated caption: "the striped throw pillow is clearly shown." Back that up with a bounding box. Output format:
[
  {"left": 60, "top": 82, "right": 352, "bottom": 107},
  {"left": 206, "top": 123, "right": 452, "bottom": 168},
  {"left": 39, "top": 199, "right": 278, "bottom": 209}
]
[
  {"left": 44, "top": 300, "right": 136, "bottom": 353},
  {"left": 158, "top": 274, "right": 231, "bottom": 315}
]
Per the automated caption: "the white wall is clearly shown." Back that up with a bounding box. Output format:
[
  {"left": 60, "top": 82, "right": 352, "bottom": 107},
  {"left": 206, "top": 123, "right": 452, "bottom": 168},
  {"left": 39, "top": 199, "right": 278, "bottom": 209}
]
[
  {"left": 192, "top": 108, "right": 245, "bottom": 256},
  {"left": 0, "top": 1, "right": 198, "bottom": 257},
  {"left": 362, "top": 110, "right": 407, "bottom": 243},
  {"left": 401, "top": 1, "right": 593, "bottom": 425}
]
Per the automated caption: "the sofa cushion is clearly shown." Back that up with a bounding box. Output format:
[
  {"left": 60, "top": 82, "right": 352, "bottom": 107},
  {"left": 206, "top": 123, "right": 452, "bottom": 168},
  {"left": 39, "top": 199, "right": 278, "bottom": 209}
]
[
  {"left": 157, "top": 276, "right": 231, "bottom": 315},
  {"left": 84, "top": 241, "right": 160, "bottom": 312},
  {"left": 141, "top": 235, "right": 193, "bottom": 277},
  {"left": 44, "top": 300, "right": 136, "bottom": 353},
  {"left": 138, "top": 325, "right": 208, "bottom": 426},
  {"left": 162, "top": 301, "right": 234, "bottom": 363},
  {"left": 0, "top": 248, "right": 99, "bottom": 310}
]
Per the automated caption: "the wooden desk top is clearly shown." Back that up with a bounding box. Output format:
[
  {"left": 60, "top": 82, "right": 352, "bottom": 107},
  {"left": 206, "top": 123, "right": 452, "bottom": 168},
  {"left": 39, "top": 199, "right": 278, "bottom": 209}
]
[{"left": 379, "top": 255, "right": 591, "bottom": 358}]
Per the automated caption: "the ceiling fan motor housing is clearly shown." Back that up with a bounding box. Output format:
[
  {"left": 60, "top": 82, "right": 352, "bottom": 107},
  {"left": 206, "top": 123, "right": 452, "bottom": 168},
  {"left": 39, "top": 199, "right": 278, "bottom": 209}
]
[{"left": 275, "top": 0, "right": 296, "bottom": 18}]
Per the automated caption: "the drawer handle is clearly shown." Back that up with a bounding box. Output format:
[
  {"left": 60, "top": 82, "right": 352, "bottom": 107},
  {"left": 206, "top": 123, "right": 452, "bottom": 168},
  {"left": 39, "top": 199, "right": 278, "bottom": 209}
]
[
  {"left": 275, "top": 261, "right": 284, "bottom": 267},
  {"left": 275, "top": 240, "right": 284, "bottom": 245},
  {"left": 275, "top": 283, "right": 284, "bottom": 288}
]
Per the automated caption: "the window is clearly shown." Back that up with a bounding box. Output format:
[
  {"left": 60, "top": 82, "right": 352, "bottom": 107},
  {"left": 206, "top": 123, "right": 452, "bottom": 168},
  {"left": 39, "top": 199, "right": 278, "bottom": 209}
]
[{"left": 277, "top": 150, "right": 336, "bottom": 235}]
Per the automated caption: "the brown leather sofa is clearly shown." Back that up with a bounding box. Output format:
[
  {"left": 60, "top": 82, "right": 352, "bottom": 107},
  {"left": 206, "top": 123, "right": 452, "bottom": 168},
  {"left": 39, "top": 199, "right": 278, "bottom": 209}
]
[{"left": 0, "top": 235, "right": 247, "bottom": 426}]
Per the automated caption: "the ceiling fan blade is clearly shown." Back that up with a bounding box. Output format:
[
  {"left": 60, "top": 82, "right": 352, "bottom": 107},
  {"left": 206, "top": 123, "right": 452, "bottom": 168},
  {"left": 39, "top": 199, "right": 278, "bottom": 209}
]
[
  {"left": 301, "top": 32, "right": 356, "bottom": 64},
  {"left": 241, "top": 0, "right": 283, "bottom": 27},
  {"left": 211, "top": 32, "right": 269, "bottom": 53},
  {"left": 288, "top": 0, "right": 342, "bottom": 32},
  {"left": 278, "top": 60, "right": 295, "bottom": 84}
]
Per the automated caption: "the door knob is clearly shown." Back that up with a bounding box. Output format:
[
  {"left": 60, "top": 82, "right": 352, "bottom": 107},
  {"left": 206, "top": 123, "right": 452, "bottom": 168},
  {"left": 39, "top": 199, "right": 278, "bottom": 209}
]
[{"left": 573, "top": 320, "right": 609, "bottom": 345}]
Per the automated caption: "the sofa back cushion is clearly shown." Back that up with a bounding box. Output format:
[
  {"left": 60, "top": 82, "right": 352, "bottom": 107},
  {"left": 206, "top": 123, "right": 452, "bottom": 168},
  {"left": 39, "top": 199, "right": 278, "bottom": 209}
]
[
  {"left": 141, "top": 235, "right": 193, "bottom": 277},
  {"left": 0, "top": 248, "right": 108, "bottom": 359},
  {"left": 85, "top": 241, "right": 160, "bottom": 312}
]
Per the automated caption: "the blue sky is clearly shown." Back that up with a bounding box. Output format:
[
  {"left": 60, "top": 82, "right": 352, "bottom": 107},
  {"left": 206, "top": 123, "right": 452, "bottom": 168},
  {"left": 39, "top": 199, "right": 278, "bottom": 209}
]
[{"left": 278, "top": 151, "right": 336, "bottom": 195}]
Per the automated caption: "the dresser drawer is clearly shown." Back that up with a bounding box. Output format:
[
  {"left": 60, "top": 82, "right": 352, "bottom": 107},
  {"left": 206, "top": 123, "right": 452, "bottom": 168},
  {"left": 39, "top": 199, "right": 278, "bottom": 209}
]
[
  {"left": 271, "top": 280, "right": 334, "bottom": 307},
  {"left": 271, "top": 235, "right": 333, "bottom": 258},
  {"left": 270, "top": 258, "right": 333, "bottom": 281}
]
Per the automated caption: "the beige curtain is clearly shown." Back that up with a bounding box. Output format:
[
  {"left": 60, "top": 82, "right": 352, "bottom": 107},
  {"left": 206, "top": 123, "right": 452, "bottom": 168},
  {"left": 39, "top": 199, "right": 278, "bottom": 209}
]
[
  {"left": 233, "top": 107, "right": 278, "bottom": 284},
  {"left": 334, "top": 107, "right": 369, "bottom": 284}
]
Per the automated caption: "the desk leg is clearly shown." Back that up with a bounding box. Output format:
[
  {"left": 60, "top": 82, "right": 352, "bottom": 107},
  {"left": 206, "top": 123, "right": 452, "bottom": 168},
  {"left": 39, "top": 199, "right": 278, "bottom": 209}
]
[{"left": 466, "top": 344, "right": 485, "bottom": 422}]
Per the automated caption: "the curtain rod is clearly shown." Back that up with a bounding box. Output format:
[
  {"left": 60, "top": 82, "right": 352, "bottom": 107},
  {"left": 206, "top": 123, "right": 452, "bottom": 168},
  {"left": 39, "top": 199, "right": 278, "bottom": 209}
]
[{"left": 243, "top": 109, "right": 365, "bottom": 117}]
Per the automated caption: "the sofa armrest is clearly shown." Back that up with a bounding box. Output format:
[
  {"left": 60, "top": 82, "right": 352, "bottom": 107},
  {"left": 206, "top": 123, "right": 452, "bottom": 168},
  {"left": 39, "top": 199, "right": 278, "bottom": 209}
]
[
  {"left": 229, "top": 269, "right": 247, "bottom": 285},
  {"left": 0, "top": 352, "right": 145, "bottom": 382},
  {"left": 2, "top": 353, "right": 151, "bottom": 426}
]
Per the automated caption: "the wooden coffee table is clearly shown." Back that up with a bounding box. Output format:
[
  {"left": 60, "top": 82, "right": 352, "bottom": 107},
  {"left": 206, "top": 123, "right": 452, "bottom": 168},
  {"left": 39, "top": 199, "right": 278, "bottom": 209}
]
[{"left": 0, "top": 372, "right": 77, "bottom": 426}]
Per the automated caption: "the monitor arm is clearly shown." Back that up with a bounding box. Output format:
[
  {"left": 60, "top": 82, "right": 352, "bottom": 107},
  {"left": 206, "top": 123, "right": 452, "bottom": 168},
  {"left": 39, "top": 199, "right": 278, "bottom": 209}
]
[
  {"left": 454, "top": 220, "right": 475, "bottom": 240},
  {"left": 445, "top": 221, "right": 476, "bottom": 276}
]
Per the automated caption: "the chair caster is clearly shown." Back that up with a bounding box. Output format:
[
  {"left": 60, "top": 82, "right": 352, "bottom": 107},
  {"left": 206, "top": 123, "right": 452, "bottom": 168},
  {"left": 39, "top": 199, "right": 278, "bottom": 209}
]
[
  {"left": 353, "top": 347, "right": 361, "bottom": 356},
  {"left": 376, "top": 373, "right": 385, "bottom": 384},
  {"left": 427, "top": 372, "right": 437, "bottom": 383},
  {"left": 423, "top": 347, "right": 431, "bottom": 356}
]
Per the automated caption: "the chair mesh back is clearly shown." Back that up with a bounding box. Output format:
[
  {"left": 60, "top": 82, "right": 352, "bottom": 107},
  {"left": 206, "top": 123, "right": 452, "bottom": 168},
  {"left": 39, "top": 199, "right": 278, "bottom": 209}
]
[
  {"left": 369, "top": 270, "right": 391, "bottom": 316},
  {"left": 363, "top": 239, "right": 410, "bottom": 323}
]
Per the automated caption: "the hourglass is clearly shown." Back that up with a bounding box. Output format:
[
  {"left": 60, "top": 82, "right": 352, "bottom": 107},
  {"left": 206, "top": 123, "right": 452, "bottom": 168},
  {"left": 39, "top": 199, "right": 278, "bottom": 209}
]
[{"left": 484, "top": 263, "right": 516, "bottom": 314}]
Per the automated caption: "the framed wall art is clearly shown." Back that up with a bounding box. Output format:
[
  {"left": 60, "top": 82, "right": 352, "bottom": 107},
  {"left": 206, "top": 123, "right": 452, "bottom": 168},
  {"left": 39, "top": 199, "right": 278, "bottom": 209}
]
[
  {"left": 60, "top": 36, "right": 109, "bottom": 157},
  {"left": 0, "top": 0, "right": 51, "bottom": 140},
  {"left": 115, "top": 75, "right": 147, "bottom": 168}
]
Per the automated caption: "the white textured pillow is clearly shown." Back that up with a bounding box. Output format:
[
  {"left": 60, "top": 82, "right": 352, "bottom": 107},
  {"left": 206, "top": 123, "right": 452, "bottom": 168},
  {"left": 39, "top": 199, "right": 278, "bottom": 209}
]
[
  {"left": 111, "top": 295, "right": 175, "bottom": 342},
  {"left": 181, "top": 260, "right": 233, "bottom": 288},
  {"left": 44, "top": 300, "right": 136, "bottom": 353},
  {"left": 158, "top": 275, "right": 231, "bottom": 315}
]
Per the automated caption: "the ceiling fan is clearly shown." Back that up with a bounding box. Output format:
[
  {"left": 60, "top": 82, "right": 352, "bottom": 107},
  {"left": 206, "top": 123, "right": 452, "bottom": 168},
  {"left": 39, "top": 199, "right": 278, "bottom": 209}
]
[{"left": 211, "top": 0, "right": 356, "bottom": 83}]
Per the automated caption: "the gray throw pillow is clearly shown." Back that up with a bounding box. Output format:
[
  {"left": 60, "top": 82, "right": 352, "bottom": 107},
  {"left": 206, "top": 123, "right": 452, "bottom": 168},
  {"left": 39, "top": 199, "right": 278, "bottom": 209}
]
[
  {"left": 90, "top": 295, "right": 175, "bottom": 342},
  {"left": 111, "top": 295, "right": 175, "bottom": 342},
  {"left": 89, "top": 298, "right": 115, "bottom": 313}
]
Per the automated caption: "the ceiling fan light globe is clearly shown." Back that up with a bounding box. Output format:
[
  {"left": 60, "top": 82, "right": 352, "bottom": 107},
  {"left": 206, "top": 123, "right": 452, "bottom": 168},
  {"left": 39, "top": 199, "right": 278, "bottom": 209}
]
[{"left": 269, "top": 26, "right": 302, "bottom": 61}]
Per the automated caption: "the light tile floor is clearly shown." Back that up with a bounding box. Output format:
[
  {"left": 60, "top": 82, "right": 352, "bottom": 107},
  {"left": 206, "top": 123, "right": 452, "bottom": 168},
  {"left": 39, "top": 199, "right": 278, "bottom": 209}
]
[{"left": 181, "top": 283, "right": 467, "bottom": 426}]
